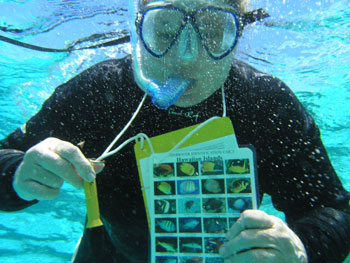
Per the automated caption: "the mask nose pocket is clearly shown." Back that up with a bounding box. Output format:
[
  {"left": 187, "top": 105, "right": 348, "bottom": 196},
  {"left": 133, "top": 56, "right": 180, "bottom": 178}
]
[{"left": 178, "top": 25, "right": 199, "bottom": 60}]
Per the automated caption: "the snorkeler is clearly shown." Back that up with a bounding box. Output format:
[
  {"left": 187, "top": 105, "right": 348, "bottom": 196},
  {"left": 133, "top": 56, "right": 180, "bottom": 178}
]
[{"left": 0, "top": 0, "right": 349, "bottom": 262}]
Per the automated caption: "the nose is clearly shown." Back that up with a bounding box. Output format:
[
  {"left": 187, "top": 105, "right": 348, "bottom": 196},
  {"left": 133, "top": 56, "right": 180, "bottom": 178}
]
[{"left": 177, "top": 24, "right": 199, "bottom": 60}]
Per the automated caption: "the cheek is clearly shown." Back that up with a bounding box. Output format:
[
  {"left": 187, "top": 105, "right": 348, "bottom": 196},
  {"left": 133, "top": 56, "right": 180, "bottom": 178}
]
[
  {"left": 142, "top": 55, "right": 170, "bottom": 80},
  {"left": 212, "top": 55, "right": 234, "bottom": 75}
]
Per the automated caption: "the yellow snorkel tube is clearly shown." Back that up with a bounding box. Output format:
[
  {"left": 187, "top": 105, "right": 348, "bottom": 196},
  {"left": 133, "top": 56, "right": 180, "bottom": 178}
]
[
  {"left": 83, "top": 180, "right": 103, "bottom": 228},
  {"left": 83, "top": 160, "right": 103, "bottom": 228}
]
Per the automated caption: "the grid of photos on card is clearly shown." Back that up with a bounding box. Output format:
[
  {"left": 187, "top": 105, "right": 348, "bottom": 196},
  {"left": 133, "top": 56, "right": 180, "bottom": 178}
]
[{"left": 152, "top": 156, "right": 255, "bottom": 263}]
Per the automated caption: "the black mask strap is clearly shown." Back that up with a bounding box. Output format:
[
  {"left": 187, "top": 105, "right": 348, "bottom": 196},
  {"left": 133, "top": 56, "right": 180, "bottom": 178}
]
[
  {"left": 242, "top": 8, "right": 270, "bottom": 27},
  {"left": 0, "top": 34, "right": 130, "bottom": 53},
  {"left": 0, "top": 8, "right": 269, "bottom": 53}
]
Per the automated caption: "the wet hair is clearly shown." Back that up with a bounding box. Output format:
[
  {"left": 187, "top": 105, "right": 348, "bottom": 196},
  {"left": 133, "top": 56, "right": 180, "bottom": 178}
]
[
  {"left": 141, "top": 0, "right": 251, "bottom": 13},
  {"left": 228, "top": 0, "right": 250, "bottom": 12}
]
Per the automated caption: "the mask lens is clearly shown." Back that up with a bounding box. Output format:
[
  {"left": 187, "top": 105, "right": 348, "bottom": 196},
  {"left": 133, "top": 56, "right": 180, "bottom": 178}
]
[
  {"left": 196, "top": 9, "right": 238, "bottom": 58},
  {"left": 141, "top": 8, "right": 184, "bottom": 56}
]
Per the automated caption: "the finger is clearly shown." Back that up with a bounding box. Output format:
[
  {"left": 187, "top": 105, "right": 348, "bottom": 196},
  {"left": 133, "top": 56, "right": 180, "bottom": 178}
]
[
  {"left": 89, "top": 160, "right": 105, "bottom": 174},
  {"left": 220, "top": 228, "right": 278, "bottom": 258},
  {"left": 226, "top": 210, "right": 274, "bottom": 240},
  {"left": 233, "top": 247, "right": 280, "bottom": 263},
  {"left": 22, "top": 180, "right": 61, "bottom": 200},
  {"left": 26, "top": 147, "right": 84, "bottom": 188},
  {"left": 14, "top": 167, "right": 61, "bottom": 201},
  {"left": 30, "top": 164, "right": 64, "bottom": 189},
  {"left": 46, "top": 138, "right": 95, "bottom": 182}
]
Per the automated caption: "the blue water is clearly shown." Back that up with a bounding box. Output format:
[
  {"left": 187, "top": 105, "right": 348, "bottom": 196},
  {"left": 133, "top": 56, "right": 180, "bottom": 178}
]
[{"left": 0, "top": 0, "right": 349, "bottom": 262}]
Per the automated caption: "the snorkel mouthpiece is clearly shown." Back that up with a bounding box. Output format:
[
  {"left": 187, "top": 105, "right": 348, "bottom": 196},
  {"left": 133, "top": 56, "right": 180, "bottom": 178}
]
[{"left": 146, "top": 78, "right": 195, "bottom": 109}]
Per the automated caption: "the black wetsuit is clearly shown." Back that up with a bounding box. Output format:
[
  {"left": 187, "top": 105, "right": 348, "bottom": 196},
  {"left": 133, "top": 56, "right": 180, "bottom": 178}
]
[{"left": 0, "top": 56, "right": 349, "bottom": 263}]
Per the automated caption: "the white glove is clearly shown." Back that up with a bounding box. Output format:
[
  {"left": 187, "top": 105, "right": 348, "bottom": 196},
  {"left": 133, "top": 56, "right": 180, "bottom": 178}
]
[
  {"left": 219, "top": 209, "right": 308, "bottom": 263},
  {"left": 13, "top": 137, "right": 104, "bottom": 201}
]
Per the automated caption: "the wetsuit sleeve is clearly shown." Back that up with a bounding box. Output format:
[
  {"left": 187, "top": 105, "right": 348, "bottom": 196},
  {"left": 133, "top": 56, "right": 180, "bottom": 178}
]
[
  {"left": 0, "top": 95, "right": 65, "bottom": 211},
  {"left": 0, "top": 60, "right": 115, "bottom": 212},
  {"left": 0, "top": 149, "right": 37, "bottom": 211},
  {"left": 253, "top": 75, "right": 350, "bottom": 263}
]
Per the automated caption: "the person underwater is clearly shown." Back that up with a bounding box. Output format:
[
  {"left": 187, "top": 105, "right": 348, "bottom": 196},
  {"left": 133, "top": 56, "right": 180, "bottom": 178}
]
[{"left": 0, "top": 0, "right": 349, "bottom": 263}]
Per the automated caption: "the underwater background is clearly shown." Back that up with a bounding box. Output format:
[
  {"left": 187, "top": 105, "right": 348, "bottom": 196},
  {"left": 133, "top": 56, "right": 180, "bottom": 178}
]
[{"left": 0, "top": 0, "right": 349, "bottom": 262}]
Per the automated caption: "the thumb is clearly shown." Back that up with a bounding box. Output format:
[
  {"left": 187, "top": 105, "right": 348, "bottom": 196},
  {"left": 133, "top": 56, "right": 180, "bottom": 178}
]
[
  {"left": 90, "top": 160, "right": 105, "bottom": 174},
  {"left": 226, "top": 210, "right": 273, "bottom": 239}
]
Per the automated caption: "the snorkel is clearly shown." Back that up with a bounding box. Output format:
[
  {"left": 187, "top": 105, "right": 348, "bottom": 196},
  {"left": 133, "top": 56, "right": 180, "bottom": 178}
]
[{"left": 129, "top": 0, "right": 194, "bottom": 110}]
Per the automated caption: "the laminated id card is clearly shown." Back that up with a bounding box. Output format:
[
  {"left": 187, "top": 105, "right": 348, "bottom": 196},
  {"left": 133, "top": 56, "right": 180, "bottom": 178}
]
[{"left": 134, "top": 117, "right": 258, "bottom": 263}]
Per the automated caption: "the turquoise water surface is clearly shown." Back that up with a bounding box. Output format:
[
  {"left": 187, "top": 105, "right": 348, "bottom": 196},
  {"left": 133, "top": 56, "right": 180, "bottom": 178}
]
[{"left": 0, "top": 0, "right": 349, "bottom": 262}]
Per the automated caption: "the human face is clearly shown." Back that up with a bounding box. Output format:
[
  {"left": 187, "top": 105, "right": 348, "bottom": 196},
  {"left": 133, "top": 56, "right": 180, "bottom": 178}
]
[{"left": 140, "top": 0, "right": 238, "bottom": 107}]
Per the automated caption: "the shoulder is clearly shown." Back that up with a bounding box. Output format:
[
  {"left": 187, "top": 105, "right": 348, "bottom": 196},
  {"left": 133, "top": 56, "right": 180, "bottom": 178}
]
[
  {"left": 227, "top": 59, "right": 316, "bottom": 136},
  {"left": 38, "top": 56, "right": 139, "bottom": 128},
  {"left": 50, "top": 56, "right": 135, "bottom": 103},
  {"left": 229, "top": 58, "right": 291, "bottom": 96},
  {"left": 71, "top": 56, "right": 133, "bottom": 86},
  {"left": 228, "top": 58, "right": 302, "bottom": 109},
  {"left": 88, "top": 56, "right": 133, "bottom": 77}
]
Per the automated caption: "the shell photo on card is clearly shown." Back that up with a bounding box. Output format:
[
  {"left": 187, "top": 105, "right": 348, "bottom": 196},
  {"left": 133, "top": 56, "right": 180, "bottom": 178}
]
[
  {"left": 156, "top": 237, "right": 178, "bottom": 253},
  {"left": 227, "top": 178, "right": 251, "bottom": 194},
  {"left": 225, "top": 159, "right": 250, "bottom": 175},
  {"left": 205, "top": 237, "right": 226, "bottom": 254},
  {"left": 200, "top": 160, "right": 224, "bottom": 175},
  {"left": 177, "top": 180, "right": 200, "bottom": 195},
  {"left": 227, "top": 197, "right": 252, "bottom": 213},
  {"left": 178, "top": 198, "right": 201, "bottom": 214},
  {"left": 154, "top": 181, "right": 176, "bottom": 195},
  {"left": 153, "top": 163, "right": 175, "bottom": 178},
  {"left": 203, "top": 218, "right": 227, "bottom": 234},
  {"left": 179, "top": 237, "right": 203, "bottom": 253},
  {"left": 202, "top": 198, "right": 226, "bottom": 213},
  {"left": 176, "top": 162, "right": 199, "bottom": 177},
  {"left": 155, "top": 199, "right": 177, "bottom": 214},
  {"left": 155, "top": 218, "right": 177, "bottom": 233},
  {"left": 201, "top": 179, "right": 225, "bottom": 194},
  {"left": 179, "top": 217, "right": 202, "bottom": 233}
]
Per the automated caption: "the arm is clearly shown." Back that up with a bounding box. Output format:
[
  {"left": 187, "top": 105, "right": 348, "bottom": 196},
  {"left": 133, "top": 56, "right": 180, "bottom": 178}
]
[
  {"left": 278, "top": 115, "right": 350, "bottom": 262},
  {"left": 0, "top": 148, "right": 35, "bottom": 211},
  {"left": 259, "top": 76, "right": 350, "bottom": 263},
  {"left": 220, "top": 68, "right": 350, "bottom": 263},
  {"left": 0, "top": 60, "right": 116, "bottom": 211}
]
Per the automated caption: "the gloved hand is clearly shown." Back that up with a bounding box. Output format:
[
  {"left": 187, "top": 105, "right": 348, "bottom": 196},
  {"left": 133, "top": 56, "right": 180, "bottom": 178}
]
[
  {"left": 13, "top": 137, "right": 105, "bottom": 201},
  {"left": 219, "top": 210, "right": 308, "bottom": 263}
]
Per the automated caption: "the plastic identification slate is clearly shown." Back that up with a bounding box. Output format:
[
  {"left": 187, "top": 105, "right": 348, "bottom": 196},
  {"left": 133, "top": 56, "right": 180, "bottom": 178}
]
[{"left": 134, "top": 117, "right": 258, "bottom": 263}]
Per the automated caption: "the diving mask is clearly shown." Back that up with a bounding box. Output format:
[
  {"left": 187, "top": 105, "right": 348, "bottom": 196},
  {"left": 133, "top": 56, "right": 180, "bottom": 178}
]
[
  {"left": 129, "top": 1, "right": 269, "bottom": 109},
  {"left": 130, "top": 0, "right": 195, "bottom": 109},
  {"left": 136, "top": 4, "right": 241, "bottom": 60}
]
